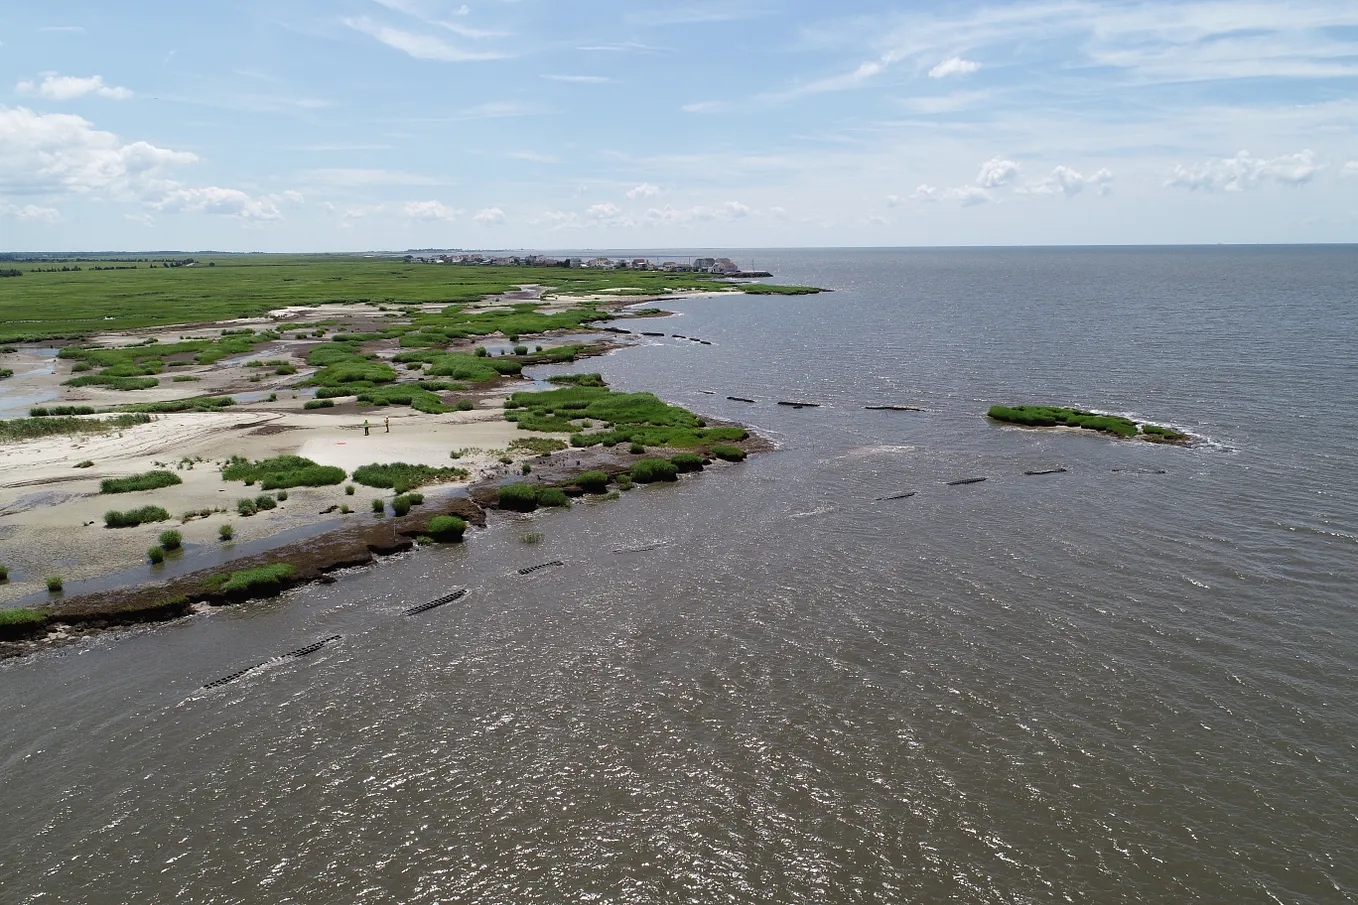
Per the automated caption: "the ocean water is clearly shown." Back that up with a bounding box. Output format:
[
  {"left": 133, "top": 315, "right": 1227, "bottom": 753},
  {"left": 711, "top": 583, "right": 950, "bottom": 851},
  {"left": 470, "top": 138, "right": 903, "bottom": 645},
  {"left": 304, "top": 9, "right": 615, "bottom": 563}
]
[{"left": 1, "top": 247, "right": 1355, "bottom": 904}]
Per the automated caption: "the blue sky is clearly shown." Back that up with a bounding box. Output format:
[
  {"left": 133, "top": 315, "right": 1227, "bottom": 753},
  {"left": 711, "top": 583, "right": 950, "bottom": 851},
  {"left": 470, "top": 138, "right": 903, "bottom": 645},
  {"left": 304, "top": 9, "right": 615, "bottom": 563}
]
[{"left": 2, "top": 0, "right": 1357, "bottom": 250}]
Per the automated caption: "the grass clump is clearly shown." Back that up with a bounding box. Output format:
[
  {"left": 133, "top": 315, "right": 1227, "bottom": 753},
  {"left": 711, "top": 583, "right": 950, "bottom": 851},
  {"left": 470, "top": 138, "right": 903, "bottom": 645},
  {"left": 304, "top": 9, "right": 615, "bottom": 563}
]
[
  {"left": 352, "top": 462, "right": 468, "bottom": 493},
  {"left": 630, "top": 458, "right": 680, "bottom": 483},
  {"left": 508, "top": 437, "right": 568, "bottom": 455},
  {"left": 213, "top": 563, "right": 297, "bottom": 597},
  {"left": 115, "top": 396, "right": 235, "bottom": 414},
  {"left": 158, "top": 529, "right": 182, "bottom": 550},
  {"left": 987, "top": 405, "right": 1138, "bottom": 438},
  {"left": 372, "top": 498, "right": 385, "bottom": 514},
  {"left": 393, "top": 350, "right": 520, "bottom": 383},
  {"left": 1141, "top": 423, "right": 1190, "bottom": 443},
  {"left": 670, "top": 452, "right": 706, "bottom": 473},
  {"left": 304, "top": 398, "right": 335, "bottom": 409},
  {"left": 0, "top": 564, "right": 7, "bottom": 581},
  {"left": 221, "top": 455, "right": 346, "bottom": 490},
  {"left": 147, "top": 546, "right": 165, "bottom": 564},
  {"left": 426, "top": 515, "right": 468, "bottom": 542},
  {"left": 710, "top": 444, "right": 747, "bottom": 462},
  {"left": 30, "top": 405, "right": 95, "bottom": 417},
  {"left": 46, "top": 576, "right": 63, "bottom": 593},
  {"left": 100, "top": 470, "right": 183, "bottom": 494},
  {"left": 576, "top": 471, "right": 610, "bottom": 493},
  {"left": 64, "top": 374, "right": 159, "bottom": 391},
  {"left": 0, "top": 607, "right": 44, "bottom": 627},
  {"left": 391, "top": 492, "right": 425, "bottom": 517},
  {"left": 536, "top": 487, "right": 571, "bottom": 508},
  {"left": 506, "top": 385, "right": 746, "bottom": 449},
  {"left": 0, "top": 413, "right": 150, "bottom": 444},
  {"left": 104, "top": 505, "right": 172, "bottom": 528},
  {"left": 219, "top": 524, "right": 234, "bottom": 541},
  {"left": 75, "top": 460, "right": 95, "bottom": 468},
  {"left": 547, "top": 372, "right": 606, "bottom": 387},
  {"left": 497, "top": 483, "right": 540, "bottom": 512}
]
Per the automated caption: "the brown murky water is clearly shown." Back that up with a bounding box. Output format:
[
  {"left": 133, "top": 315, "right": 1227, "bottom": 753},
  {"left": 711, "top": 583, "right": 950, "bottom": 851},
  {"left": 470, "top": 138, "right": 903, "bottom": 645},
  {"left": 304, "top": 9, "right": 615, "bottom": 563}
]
[{"left": 2, "top": 248, "right": 1355, "bottom": 904}]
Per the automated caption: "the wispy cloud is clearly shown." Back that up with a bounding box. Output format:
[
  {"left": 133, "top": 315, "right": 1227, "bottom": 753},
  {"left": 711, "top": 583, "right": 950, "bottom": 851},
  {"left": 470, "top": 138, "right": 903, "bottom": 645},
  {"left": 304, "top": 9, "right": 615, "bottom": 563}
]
[
  {"left": 343, "top": 16, "right": 506, "bottom": 61},
  {"left": 627, "top": 4, "right": 770, "bottom": 27},
  {"left": 508, "top": 150, "right": 558, "bottom": 163},
  {"left": 542, "top": 74, "right": 610, "bottom": 84},
  {"left": 474, "top": 206, "right": 506, "bottom": 225}
]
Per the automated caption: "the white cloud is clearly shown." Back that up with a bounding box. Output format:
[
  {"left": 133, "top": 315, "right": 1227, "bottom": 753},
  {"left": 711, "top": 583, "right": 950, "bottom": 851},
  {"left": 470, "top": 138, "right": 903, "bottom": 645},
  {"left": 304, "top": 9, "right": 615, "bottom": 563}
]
[
  {"left": 1340, "top": 161, "right": 1358, "bottom": 177},
  {"left": 16, "top": 73, "right": 133, "bottom": 101},
  {"left": 0, "top": 106, "right": 292, "bottom": 221},
  {"left": 1167, "top": 149, "right": 1323, "bottom": 191},
  {"left": 680, "top": 100, "right": 730, "bottom": 113},
  {"left": 928, "top": 57, "right": 981, "bottom": 79},
  {"left": 542, "top": 74, "right": 610, "bottom": 84},
  {"left": 474, "top": 206, "right": 506, "bottom": 225},
  {"left": 976, "top": 157, "right": 1019, "bottom": 188},
  {"left": 908, "top": 181, "right": 991, "bottom": 206},
  {"left": 1024, "top": 165, "right": 1114, "bottom": 197},
  {"left": 0, "top": 106, "right": 196, "bottom": 199},
  {"left": 404, "top": 200, "right": 458, "bottom": 220},
  {"left": 884, "top": 194, "right": 901, "bottom": 207},
  {"left": 154, "top": 186, "right": 296, "bottom": 221},
  {"left": 644, "top": 200, "right": 752, "bottom": 225},
  {"left": 626, "top": 182, "right": 661, "bottom": 199},
  {"left": 1, "top": 202, "right": 62, "bottom": 223},
  {"left": 343, "top": 17, "right": 505, "bottom": 61},
  {"left": 950, "top": 185, "right": 992, "bottom": 206}
]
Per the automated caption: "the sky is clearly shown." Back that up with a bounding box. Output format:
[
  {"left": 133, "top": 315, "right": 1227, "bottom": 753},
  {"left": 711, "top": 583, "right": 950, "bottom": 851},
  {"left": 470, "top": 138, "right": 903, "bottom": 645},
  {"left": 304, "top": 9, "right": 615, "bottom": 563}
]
[{"left": 2, "top": 0, "right": 1357, "bottom": 251}]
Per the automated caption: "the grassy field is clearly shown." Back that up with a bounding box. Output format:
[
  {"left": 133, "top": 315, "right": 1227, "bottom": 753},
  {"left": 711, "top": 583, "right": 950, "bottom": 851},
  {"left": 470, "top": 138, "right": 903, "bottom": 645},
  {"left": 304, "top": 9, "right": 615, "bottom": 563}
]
[{"left": 0, "top": 256, "right": 818, "bottom": 343}]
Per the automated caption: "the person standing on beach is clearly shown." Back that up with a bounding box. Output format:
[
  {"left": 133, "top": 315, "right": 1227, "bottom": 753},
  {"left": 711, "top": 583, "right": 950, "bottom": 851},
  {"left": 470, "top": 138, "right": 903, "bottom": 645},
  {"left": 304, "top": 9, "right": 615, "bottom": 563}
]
[
  {"left": 363, "top": 419, "right": 370, "bottom": 436},
  {"left": 384, "top": 416, "right": 390, "bottom": 433}
]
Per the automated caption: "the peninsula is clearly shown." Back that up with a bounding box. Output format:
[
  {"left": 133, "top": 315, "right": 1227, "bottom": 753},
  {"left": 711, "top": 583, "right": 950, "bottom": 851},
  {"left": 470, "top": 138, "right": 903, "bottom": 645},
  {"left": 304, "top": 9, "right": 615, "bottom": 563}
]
[{"left": 0, "top": 255, "right": 820, "bottom": 654}]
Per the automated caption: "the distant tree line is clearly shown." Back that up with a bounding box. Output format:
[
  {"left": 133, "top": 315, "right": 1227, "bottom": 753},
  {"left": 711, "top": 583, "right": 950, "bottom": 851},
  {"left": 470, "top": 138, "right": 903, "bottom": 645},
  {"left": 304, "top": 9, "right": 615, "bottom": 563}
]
[
  {"left": 0, "top": 255, "right": 199, "bottom": 265},
  {"left": 0, "top": 269, "right": 23, "bottom": 278}
]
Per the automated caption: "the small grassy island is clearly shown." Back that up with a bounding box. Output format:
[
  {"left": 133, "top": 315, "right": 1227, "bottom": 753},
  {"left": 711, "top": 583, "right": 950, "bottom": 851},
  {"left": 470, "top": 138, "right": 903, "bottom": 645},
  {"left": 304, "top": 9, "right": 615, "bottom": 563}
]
[{"left": 987, "top": 405, "right": 1191, "bottom": 445}]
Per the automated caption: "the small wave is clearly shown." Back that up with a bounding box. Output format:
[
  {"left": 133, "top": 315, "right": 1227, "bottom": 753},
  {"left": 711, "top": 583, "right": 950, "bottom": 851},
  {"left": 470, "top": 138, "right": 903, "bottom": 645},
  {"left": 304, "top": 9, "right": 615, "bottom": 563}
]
[
  {"left": 834, "top": 444, "right": 916, "bottom": 460},
  {"left": 788, "top": 506, "right": 833, "bottom": 519}
]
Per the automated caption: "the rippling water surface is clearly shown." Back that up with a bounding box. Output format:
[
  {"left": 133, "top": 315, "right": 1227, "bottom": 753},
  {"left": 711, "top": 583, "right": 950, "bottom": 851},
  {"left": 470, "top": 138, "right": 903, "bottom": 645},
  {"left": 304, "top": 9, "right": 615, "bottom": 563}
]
[{"left": 2, "top": 247, "right": 1356, "bottom": 904}]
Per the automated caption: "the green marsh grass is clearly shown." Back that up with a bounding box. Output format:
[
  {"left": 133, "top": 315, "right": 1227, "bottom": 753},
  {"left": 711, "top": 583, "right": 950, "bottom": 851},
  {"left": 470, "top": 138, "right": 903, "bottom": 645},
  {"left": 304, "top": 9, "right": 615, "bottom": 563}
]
[
  {"left": 221, "top": 455, "right": 346, "bottom": 490},
  {"left": 104, "top": 505, "right": 171, "bottom": 528},
  {"left": 100, "top": 470, "right": 183, "bottom": 494},
  {"left": 0, "top": 413, "right": 150, "bottom": 444},
  {"left": 630, "top": 458, "right": 680, "bottom": 483},
  {"left": 352, "top": 462, "right": 468, "bottom": 493},
  {"left": 426, "top": 515, "right": 468, "bottom": 542},
  {"left": 710, "top": 445, "right": 747, "bottom": 462}
]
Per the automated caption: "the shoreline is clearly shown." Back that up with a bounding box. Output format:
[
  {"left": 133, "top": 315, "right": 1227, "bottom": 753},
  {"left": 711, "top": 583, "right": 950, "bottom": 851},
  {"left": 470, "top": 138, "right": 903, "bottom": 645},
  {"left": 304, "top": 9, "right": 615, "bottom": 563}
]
[{"left": 0, "top": 287, "right": 776, "bottom": 658}]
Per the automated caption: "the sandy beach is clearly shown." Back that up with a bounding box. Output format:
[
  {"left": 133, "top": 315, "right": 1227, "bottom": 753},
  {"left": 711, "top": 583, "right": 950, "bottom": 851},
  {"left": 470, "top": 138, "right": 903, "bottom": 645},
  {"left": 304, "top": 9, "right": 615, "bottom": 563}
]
[{"left": 0, "top": 295, "right": 604, "bottom": 604}]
